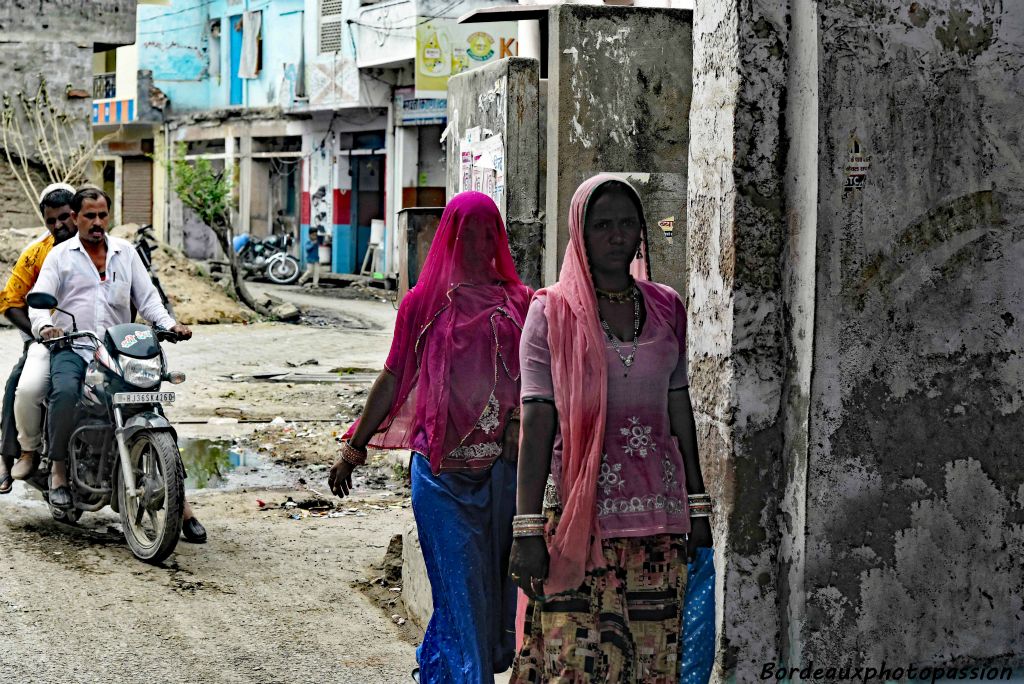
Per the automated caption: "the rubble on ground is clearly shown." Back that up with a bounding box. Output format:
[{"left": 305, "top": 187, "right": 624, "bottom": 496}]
[
  {"left": 117, "top": 224, "right": 255, "bottom": 325},
  {"left": 237, "top": 421, "right": 410, "bottom": 493}
]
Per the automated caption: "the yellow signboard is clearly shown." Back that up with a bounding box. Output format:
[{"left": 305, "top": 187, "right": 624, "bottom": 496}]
[{"left": 415, "top": 19, "right": 518, "bottom": 98}]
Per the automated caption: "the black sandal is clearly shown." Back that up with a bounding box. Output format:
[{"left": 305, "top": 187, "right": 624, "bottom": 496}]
[{"left": 0, "top": 474, "right": 13, "bottom": 495}]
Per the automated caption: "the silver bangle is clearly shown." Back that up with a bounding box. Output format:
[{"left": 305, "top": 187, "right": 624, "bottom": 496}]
[{"left": 513, "top": 514, "right": 546, "bottom": 525}]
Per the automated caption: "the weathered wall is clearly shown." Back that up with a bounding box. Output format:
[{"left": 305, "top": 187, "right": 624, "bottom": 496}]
[
  {"left": 686, "top": 0, "right": 790, "bottom": 679},
  {"left": 689, "top": 0, "right": 1024, "bottom": 677},
  {"left": 803, "top": 0, "right": 1024, "bottom": 670},
  {"left": 446, "top": 58, "right": 543, "bottom": 288},
  {"left": 0, "top": 1, "right": 137, "bottom": 228},
  {"left": 138, "top": 0, "right": 304, "bottom": 112},
  {"left": 545, "top": 5, "right": 692, "bottom": 293},
  {"left": 0, "top": 0, "right": 136, "bottom": 45}
]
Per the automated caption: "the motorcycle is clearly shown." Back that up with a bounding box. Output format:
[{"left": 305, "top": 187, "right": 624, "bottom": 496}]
[
  {"left": 24, "top": 291, "right": 189, "bottom": 564},
  {"left": 132, "top": 224, "right": 174, "bottom": 317},
  {"left": 234, "top": 232, "right": 301, "bottom": 285}
]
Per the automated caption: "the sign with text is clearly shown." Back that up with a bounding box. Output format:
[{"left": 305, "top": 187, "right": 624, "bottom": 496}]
[{"left": 415, "top": 20, "right": 518, "bottom": 98}]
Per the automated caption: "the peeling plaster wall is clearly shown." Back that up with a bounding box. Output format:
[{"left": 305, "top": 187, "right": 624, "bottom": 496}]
[
  {"left": 446, "top": 58, "right": 543, "bottom": 288},
  {"left": 687, "top": 0, "right": 790, "bottom": 678},
  {"left": 690, "top": 0, "right": 1024, "bottom": 676},
  {"left": 804, "top": 0, "right": 1024, "bottom": 669},
  {"left": 0, "top": 1, "right": 136, "bottom": 229},
  {"left": 546, "top": 6, "right": 692, "bottom": 293},
  {"left": 138, "top": 0, "right": 305, "bottom": 112}
]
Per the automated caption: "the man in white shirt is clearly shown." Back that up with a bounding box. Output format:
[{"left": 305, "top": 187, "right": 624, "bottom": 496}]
[{"left": 29, "top": 189, "right": 204, "bottom": 540}]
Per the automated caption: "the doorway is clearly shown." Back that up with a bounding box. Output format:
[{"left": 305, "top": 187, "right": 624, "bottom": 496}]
[{"left": 351, "top": 154, "right": 385, "bottom": 272}]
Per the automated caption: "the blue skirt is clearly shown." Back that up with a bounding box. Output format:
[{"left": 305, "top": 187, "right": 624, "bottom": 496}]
[{"left": 412, "top": 452, "right": 518, "bottom": 684}]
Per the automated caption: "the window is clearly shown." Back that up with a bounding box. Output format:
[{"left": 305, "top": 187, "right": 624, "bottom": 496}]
[
  {"left": 209, "top": 19, "right": 222, "bottom": 81},
  {"left": 319, "top": 0, "right": 344, "bottom": 54}
]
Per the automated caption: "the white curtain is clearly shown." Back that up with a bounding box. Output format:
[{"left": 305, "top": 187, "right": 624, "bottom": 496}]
[{"left": 238, "top": 10, "right": 262, "bottom": 79}]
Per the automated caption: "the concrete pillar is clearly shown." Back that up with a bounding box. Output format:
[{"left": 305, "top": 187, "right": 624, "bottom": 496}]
[
  {"left": 517, "top": 20, "right": 541, "bottom": 60},
  {"left": 384, "top": 101, "right": 397, "bottom": 276},
  {"left": 392, "top": 125, "right": 419, "bottom": 275},
  {"left": 238, "top": 130, "right": 253, "bottom": 238},
  {"left": 225, "top": 133, "right": 237, "bottom": 233},
  {"left": 544, "top": 6, "right": 692, "bottom": 292},
  {"left": 446, "top": 57, "right": 544, "bottom": 288},
  {"left": 688, "top": 0, "right": 1024, "bottom": 678}
]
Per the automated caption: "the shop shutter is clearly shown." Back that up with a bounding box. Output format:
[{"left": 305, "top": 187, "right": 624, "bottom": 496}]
[{"left": 122, "top": 157, "right": 153, "bottom": 226}]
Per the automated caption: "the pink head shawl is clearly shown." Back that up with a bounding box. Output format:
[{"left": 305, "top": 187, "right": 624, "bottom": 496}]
[
  {"left": 541, "top": 174, "right": 650, "bottom": 595},
  {"left": 344, "top": 192, "right": 532, "bottom": 474}
]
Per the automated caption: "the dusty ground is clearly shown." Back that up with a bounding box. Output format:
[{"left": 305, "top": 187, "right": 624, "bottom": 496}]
[{"left": 0, "top": 285, "right": 428, "bottom": 683}]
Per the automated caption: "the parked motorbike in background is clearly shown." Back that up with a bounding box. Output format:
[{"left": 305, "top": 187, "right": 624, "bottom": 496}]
[
  {"left": 132, "top": 224, "right": 174, "bottom": 316},
  {"left": 233, "top": 233, "right": 301, "bottom": 285}
]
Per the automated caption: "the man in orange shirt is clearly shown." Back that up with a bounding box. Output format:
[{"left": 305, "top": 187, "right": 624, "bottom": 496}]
[{"left": 0, "top": 184, "right": 77, "bottom": 493}]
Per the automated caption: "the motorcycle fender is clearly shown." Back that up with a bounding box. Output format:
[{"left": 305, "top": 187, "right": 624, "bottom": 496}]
[{"left": 121, "top": 411, "right": 178, "bottom": 444}]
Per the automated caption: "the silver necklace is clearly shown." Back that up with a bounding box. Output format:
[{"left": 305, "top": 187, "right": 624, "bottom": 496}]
[{"left": 599, "top": 287, "right": 640, "bottom": 376}]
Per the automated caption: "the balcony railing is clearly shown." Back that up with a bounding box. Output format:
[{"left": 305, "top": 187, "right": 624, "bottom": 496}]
[
  {"left": 92, "top": 70, "right": 162, "bottom": 127},
  {"left": 93, "top": 72, "right": 117, "bottom": 100}
]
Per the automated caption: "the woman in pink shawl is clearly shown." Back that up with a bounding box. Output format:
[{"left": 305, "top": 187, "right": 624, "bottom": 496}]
[
  {"left": 508, "top": 175, "right": 713, "bottom": 683},
  {"left": 329, "top": 192, "right": 532, "bottom": 683}
]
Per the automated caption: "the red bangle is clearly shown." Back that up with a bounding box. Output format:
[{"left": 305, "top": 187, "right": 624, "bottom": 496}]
[{"left": 340, "top": 441, "right": 367, "bottom": 467}]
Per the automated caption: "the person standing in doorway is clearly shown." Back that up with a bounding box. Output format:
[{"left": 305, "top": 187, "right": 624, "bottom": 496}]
[{"left": 329, "top": 192, "right": 532, "bottom": 683}]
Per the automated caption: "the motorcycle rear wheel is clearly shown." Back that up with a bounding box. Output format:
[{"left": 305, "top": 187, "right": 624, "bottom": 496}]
[
  {"left": 267, "top": 256, "right": 301, "bottom": 285},
  {"left": 118, "top": 431, "right": 184, "bottom": 565}
]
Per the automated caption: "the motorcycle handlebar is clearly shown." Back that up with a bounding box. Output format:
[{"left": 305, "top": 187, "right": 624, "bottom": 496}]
[
  {"left": 156, "top": 329, "right": 183, "bottom": 344},
  {"left": 40, "top": 330, "right": 101, "bottom": 348}
]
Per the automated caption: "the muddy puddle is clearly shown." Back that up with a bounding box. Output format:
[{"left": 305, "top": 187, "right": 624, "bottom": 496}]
[{"left": 179, "top": 438, "right": 296, "bottom": 491}]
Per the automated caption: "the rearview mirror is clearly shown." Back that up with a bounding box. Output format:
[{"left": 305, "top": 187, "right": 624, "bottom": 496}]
[{"left": 26, "top": 292, "right": 58, "bottom": 310}]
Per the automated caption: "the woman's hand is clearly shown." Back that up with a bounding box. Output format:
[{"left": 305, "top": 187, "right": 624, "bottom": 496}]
[
  {"left": 328, "top": 458, "right": 355, "bottom": 498},
  {"left": 509, "top": 536, "right": 549, "bottom": 600},
  {"left": 687, "top": 516, "right": 714, "bottom": 560}
]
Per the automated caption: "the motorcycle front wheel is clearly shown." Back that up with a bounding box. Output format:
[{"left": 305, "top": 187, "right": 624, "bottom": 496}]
[
  {"left": 117, "top": 430, "right": 184, "bottom": 565},
  {"left": 267, "top": 256, "right": 301, "bottom": 285}
]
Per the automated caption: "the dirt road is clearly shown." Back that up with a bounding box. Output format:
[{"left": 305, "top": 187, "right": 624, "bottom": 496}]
[{"left": 0, "top": 290, "right": 425, "bottom": 683}]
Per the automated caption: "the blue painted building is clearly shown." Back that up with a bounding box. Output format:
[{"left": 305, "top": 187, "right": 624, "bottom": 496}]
[
  {"left": 137, "top": 0, "right": 307, "bottom": 112},
  {"left": 138, "top": 0, "right": 395, "bottom": 276}
]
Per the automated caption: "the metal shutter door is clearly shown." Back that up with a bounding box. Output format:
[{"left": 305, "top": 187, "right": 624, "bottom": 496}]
[{"left": 122, "top": 157, "right": 153, "bottom": 225}]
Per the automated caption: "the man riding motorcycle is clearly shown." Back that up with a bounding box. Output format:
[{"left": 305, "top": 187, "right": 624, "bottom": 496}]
[
  {"left": 0, "top": 183, "right": 78, "bottom": 494},
  {"left": 27, "top": 187, "right": 206, "bottom": 542}
]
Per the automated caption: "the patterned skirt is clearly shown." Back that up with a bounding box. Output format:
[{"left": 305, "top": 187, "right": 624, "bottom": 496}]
[{"left": 510, "top": 509, "right": 688, "bottom": 684}]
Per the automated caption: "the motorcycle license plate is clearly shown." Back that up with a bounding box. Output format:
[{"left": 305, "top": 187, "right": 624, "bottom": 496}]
[{"left": 112, "top": 392, "right": 175, "bottom": 405}]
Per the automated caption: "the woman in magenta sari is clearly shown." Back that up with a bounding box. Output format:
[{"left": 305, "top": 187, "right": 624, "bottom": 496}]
[
  {"left": 329, "top": 192, "right": 532, "bottom": 683},
  {"left": 508, "top": 175, "right": 713, "bottom": 683}
]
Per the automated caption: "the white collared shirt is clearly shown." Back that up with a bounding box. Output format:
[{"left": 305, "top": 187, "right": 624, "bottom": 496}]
[{"left": 29, "top": 233, "right": 176, "bottom": 359}]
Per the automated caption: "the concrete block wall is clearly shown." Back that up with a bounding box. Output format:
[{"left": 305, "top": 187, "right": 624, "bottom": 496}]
[
  {"left": 689, "top": 0, "right": 1024, "bottom": 678},
  {"left": 545, "top": 5, "right": 692, "bottom": 294},
  {"left": 0, "top": 0, "right": 137, "bottom": 228},
  {"left": 804, "top": 0, "right": 1024, "bottom": 670},
  {"left": 446, "top": 58, "right": 544, "bottom": 289},
  {"left": 0, "top": 0, "right": 137, "bottom": 45}
]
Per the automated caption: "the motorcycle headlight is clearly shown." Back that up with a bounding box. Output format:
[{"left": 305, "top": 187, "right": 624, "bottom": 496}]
[{"left": 121, "top": 356, "right": 163, "bottom": 388}]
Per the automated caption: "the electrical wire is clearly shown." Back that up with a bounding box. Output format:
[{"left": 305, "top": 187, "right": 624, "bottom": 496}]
[{"left": 137, "top": 0, "right": 220, "bottom": 23}]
